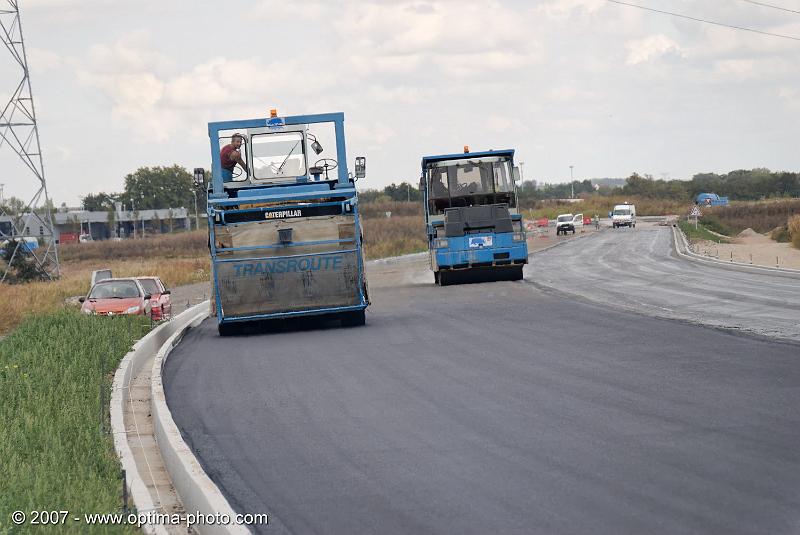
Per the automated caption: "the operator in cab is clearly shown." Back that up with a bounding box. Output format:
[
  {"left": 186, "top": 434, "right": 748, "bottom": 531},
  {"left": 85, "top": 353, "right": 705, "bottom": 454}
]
[{"left": 220, "top": 133, "right": 249, "bottom": 182}]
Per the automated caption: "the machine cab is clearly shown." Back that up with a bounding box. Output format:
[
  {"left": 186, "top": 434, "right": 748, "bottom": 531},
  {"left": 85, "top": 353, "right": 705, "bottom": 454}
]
[
  {"left": 420, "top": 148, "right": 527, "bottom": 285},
  {"left": 210, "top": 110, "right": 361, "bottom": 195}
]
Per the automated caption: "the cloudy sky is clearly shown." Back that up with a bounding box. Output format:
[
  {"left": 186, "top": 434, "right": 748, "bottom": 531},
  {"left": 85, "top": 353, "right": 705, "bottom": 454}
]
[{"left": 3, "top": 0, "right": 800, "bottom": 206}]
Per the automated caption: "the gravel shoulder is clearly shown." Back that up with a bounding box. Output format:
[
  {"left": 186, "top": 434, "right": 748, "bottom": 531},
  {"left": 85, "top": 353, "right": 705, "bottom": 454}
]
[{"left": 692, "top": 230, "right": 800, "bottom": 269}]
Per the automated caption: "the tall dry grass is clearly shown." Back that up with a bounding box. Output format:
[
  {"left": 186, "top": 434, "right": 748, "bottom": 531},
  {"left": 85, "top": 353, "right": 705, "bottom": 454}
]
[
  {"left": 360, "top": 201, "right": 423, "bottom": 219},
  {"left": 59, "top": 230, "right": 207, "bottom": 262},
  {"left": 705, "top": 199, "right": 800, "bottom": 235},
  {"left": 362, "top": 215, "right": 427, "bottom": 259},
  {"left": 522, "top": 196, "right": 690, "bottom": 219},
  {"left": 788, "top": 215, "right": 800, "bottom": 249}
]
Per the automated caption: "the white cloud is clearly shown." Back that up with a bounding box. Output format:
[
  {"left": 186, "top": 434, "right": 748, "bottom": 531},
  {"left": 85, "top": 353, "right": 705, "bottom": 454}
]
[
  {"left": 545, "top": 86, "right": 599, "bottom": 104},
  {"left": 778, "top": 87, "right": 800, "bottom": 110},
  {"left": 535, "top": 0, "right": 605, "bottom": 21},
  {"left": 27, "top": 48, "right": 63, "bottom": 74},
  {"left": 626, "top": 35, "right": 684, "bottom": 65}
]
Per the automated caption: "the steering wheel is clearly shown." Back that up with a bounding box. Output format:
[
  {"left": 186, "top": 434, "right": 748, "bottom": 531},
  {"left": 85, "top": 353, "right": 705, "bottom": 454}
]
[{"left": 314, "top": 158, "right": 338, "bottom": 179}]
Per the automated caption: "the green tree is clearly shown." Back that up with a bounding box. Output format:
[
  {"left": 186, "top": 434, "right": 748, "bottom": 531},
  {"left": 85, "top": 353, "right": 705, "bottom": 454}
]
[
  {"left": 81, "top": 192, "right": 116, "bottom": 211},
  {"left": 121, "top": 165, "right": 193, "bottom": 211},
  {"left": 0, "top": 196, "right": 27, "bottom": 216},
  {"left": 383, "top": 182, "right": 422, "bottom": 202}
]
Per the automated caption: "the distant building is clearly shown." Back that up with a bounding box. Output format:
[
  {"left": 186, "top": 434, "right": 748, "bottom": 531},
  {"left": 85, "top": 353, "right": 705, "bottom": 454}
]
[{"left": 0, "top": 207, "right": 190, "bottom": 242}]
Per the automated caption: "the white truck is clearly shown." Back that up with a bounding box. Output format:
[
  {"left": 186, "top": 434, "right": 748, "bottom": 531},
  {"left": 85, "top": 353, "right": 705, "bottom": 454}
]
[
  {"left": 611, "top": 203, "right": 636, "bottom": 228},
  {"left": 556, "top": 213, "right": 583, "bottom": 235}
]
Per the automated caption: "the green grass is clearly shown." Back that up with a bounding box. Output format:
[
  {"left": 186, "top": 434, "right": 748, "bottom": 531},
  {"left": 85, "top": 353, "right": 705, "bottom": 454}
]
[
  {"left": 0, "top": 310, "right": 149, "bottom": 534},
  {"left": 678, "top": 220, "right": 729, "bottom": 243}
]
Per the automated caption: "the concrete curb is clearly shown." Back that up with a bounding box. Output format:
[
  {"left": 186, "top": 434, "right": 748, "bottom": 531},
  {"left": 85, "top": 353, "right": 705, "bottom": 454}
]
[
  {"left": 672, "top": 226, "right": 800, "bottom": 279},
  {"left": 111, "top": 307, "right": 209, "bottom": 535},
  {"left": 150, "top": 303, "right": 252, "bottom": 535}
]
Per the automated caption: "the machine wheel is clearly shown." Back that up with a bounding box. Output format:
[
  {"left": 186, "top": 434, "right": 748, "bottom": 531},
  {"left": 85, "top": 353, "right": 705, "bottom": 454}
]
[
  {"left": 218, "top": 322, "right": 240, "bottom": 336},
  {"left": 434, "top": 271, "right": 440, "bottom": 285},
  {"left": 438, "top": 271, "right": 452, "bottom": 286},
  {"left": 509, "top": 265, "right": 524, "bottom": 281},
  {"left": 341, "top": 310, "right": 366, "bottom": 327}
]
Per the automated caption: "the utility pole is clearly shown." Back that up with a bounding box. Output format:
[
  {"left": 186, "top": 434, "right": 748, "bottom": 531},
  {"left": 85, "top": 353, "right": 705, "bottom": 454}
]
[
  {"left": 407, "top": 183, "right": 411, "bottom": 203},
  {"left": 569, "top": 165, "right": 574, "bottom": 199},
  {"left": 193, "top": 168, "right": 204, "bottom": 231},
  {"left": 0, "top": 183, "right": 4, "bottom": 204},
  {"left": 519, "top": 162, "right": 525, "bottom": 181},
  {"left": 0, "top": 2, "right": 59, "bottom": 281}
]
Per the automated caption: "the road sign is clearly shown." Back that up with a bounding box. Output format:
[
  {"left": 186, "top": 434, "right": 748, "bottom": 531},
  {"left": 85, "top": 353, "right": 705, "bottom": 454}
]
[{"left": 690, "top": 206, "right": 702, "bottom": 217}]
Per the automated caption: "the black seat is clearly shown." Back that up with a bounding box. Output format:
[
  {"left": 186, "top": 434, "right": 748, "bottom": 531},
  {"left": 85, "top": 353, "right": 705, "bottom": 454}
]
[{"left": 444, "top": 204, "right": 513, "bottom": 236}]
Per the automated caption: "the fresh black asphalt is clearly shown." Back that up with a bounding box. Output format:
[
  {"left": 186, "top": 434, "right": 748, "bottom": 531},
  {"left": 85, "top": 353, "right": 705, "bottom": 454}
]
[{"left": 164, "top": 230, "right": 800, "bottom": 535}]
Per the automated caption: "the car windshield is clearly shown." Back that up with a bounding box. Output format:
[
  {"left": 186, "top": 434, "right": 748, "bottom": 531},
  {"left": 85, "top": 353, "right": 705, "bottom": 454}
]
[
  {"left": 138, "top": 279, "right": 161, "bottom": 295},
  {"left": 89, "top": 280, "right": 141, "bottom": 299},
  {"left": 428, "top": 159, "right": 513, "bottom": 199},
  {"left": 251, "top": 131, "right": 306, "bottom": 180},
  {"left": 557, "top": 215, "right": 573, "bottom": 222},
  {"left": 426, "top": 157, "right": 516, "bottom": 215},
  {"left": 614, "top": 209, "right": 631, "bottom": 215}
]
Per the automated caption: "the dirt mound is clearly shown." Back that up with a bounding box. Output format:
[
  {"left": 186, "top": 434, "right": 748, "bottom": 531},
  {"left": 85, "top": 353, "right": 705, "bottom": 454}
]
[
  {"left": 737, "top": 228, "right": 761, "bottom": 238},
  {"left": 733, "top": 227, "right": 772, "bottom": 245}
]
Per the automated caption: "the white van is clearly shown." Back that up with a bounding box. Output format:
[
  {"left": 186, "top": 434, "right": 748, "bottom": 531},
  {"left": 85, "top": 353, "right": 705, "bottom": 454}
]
[
  {"left": 611, "top": 204, "right": 636, "bottom": 229},
  {"left": 556, "top": 213, "right": 584, "bottom": 235}
]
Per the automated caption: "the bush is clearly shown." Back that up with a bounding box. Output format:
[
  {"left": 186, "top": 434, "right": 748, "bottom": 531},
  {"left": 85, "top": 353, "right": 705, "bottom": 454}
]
[
  {"left": 789, "top": 215, "right": 800, "bottom": 249},
  {"left": 1, "top": 240, "right": 45, "bottom": 283},
  {"left": 770, "top": 227, "right": 791, "bottom": 243}
]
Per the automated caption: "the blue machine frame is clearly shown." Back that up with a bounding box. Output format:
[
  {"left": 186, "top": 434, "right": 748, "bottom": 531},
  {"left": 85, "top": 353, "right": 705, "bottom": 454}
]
[
  {"left": 421, "top": 149, "right": 528, "bottom": 279},
  {"left": 206, "top": 112, "right": 369, "bottom": 326}
]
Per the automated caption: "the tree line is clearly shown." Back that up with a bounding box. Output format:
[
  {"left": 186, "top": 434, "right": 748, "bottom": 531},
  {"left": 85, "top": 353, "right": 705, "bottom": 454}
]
[
  {"left": 360, "top": 168, "right": 800, "bottom": 205},
  {"left": 81, "top": 165, "right": 205, "bottom": 212},
  {"left": 3, "top": 167, "right": 796, "bottom": 219}
]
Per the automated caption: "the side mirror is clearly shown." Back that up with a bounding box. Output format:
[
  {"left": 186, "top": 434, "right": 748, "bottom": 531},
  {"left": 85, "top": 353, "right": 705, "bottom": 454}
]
[
  {"left": 193, "top": 168, "right": 205, "bottom": 187},
  {"left": 512, "top": 166, "right": 521, "bottom": 183},
  {"left": 143, "top": 293, "right": 152, "bottom": 301},
  {"left": 79, "top": 296, "right": 86, "bottom": 303},
  {"left": 311, "top": 140, "right": 323, "bottom": 155},
  {"left": 355, "top": 157, "right": 366, "bottom": 179}
]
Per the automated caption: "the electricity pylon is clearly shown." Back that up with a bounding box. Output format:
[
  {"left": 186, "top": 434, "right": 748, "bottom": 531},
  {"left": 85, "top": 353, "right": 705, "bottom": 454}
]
[{"left": 0, "top": 0, "right": 59, "bottom": 281}]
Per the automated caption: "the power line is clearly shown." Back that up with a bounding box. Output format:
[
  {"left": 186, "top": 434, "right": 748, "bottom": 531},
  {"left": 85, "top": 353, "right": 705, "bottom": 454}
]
[
  {"left": 739, "top": 0, "right": 800, "bottom": 15},
  {"left": 605, "top": 0, "right": 800, "bottom": 42}
]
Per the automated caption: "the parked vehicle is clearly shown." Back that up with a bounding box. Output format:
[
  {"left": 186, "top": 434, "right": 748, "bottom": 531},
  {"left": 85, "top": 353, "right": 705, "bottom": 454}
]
[
  {"left": 136, "top": 276, "right": 172, "bottom": 321},
  {"left": 695, "top": 192, "right": 729, "bottom": 207},
  {"left": 201, "top": 109, "right": 369, "bottom": 335},
  {"left": 79, "top": 278, "right": 152, "bottom": 317},
  {"left": 556, "top": 213, "right": 583, "bottom": 235},
  {"left": 421, "top": 147, "right": 527, "bottom": 285},
  {"left": 611, "top": 203, "right": 636, "bottom": 228}
]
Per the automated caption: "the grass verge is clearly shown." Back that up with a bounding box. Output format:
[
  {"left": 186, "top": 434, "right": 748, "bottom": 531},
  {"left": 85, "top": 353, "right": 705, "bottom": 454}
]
[
  {"left": 0, "top": 257, "right": 209, "bottom": 336},
  {"left": 0, "top": 310, "right": 149, "bottom": 534},
  {"left": 678, "top": 220, "right": 729, "bottom": 243}
]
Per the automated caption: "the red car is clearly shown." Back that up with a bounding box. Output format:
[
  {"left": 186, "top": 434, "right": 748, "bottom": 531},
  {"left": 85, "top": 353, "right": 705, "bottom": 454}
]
[
  {"left": 136, "top": 276, "right": 172, "bottom": 321},
  {"left": 80, "top": 278, "right": 152, "bottom": 317}
]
